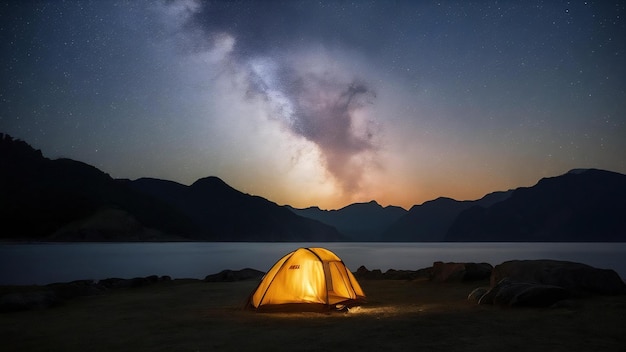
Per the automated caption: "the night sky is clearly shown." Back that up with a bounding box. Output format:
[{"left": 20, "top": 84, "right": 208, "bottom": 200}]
[{"left": 1, "top": 1, "right": 625, "bottom": 210}]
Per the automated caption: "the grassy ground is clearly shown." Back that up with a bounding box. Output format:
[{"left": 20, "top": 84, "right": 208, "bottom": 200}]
[{"left": 1, "top": 279, "right": 625, "bottom": 351}]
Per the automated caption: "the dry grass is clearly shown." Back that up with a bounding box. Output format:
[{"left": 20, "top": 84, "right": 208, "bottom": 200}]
[{"left": 1, "top": 279, "right": 625, "bottom": 351}]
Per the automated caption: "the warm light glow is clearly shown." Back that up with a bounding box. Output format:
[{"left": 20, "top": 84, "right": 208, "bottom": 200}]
[{"left": 250, "top": 248, "right": 365, "bottom": 309}]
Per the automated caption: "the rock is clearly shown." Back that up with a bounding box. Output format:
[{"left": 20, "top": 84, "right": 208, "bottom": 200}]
[
  {"left": 491, "top": 260, "right": 626, "bottom": 296},
  {"left": 491, "top": 281, "right": 532, "bottom": 306},
  {"left": 494, "top": 281, "right": 568, "bottom": 307},
  {"left": 369, "top": 269, "right": 384, "bottom": 279},
  {"left": 204, "top": 268, "right": 265, "bottom": 282},
  {"left": 353, "top": 266, "right": 384, "bottom": 280},
  {"left": 479, "top": 278, "right": 569, "bottom": 307},
  {"left": 130, "top": 277, "right": 151, "bottom": 287},
  {"left": 411, "top": 267, "right": 434, "bottom": 281},
  {"left": 467, "top": 287, "right": 489, "bottom": 303},
  {"left": 354, "top": 265, "right": 371, "bottom": 279},
  {"left": 510, "top": 284, "right": 569, "bottom": 307},
  {"left": 464, "top": 263, "right": 493, "bottom": 281},
  {"left": 431, "top": 262, "right": 493, "bottom": 282},
  {"left": 431, "top": 262, "right": 465, "bottom": 282},
  {"left": 478, "top": 278, "right": 511, "bottom": 305},
  {"left": 146, "top": 275, "right": 160, "bottom": 283}
]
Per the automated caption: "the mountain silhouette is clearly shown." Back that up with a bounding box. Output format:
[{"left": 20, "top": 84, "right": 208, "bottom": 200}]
[
  {"left": 0, "top": 133, "right": 195, "bottom": 240},
  {"left": 381, "top": 191, "right": 512, "bottom": 241},
  {"left": 2, "top": 133, "right": 625, "bottom": 242},
  {"left": 0, "top": 133, "right": 342, "bottom": 241},
  {"left": 129, "top": 177, "right": 344, "bottom": 241},
  {"left": 287, "top": 200, "right": 407, "bottom": 241},
  {"left": 445, "top": 169, "right": 626, "bottom": 241}
]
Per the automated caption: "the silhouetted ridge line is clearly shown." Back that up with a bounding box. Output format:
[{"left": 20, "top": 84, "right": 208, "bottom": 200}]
[{"left": 2, "top": 133, "right": 625, "bottom": 242}]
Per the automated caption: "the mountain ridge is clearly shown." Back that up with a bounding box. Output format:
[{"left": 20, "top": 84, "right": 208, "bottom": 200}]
[
  {"left": 2, "top": 133, "right": 625, "bottom": 242},
  {"left": 287, "top": 200, "right": 407, "bottom": 241},
  {"left": 380, "top": 190, "right": 513, "bottom": 241},
  {"left": 445, "top": 168, "right": 626, "bottom": 241},
  {"left": 0, "top": 133, "right": 343, "bottom": 242}
]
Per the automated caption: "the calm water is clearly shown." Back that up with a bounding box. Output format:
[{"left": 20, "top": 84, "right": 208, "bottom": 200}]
[{"left": 1, "top": 242, "right": 625, "bottom": 285}]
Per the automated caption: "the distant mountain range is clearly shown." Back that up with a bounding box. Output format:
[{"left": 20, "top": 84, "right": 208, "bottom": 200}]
[
  {"left": 127, "top": 177, "right": 343, "bottom": 241},
  {"left": 445, "top": 169, "right": 626, "bottom": 241},
  {"left": 287, "top": 201, "right": 407, "bottom": 241},
  {"left": 0, "top": 133, "right": 341, "bottom": 241},
  {"left": 1, "top": 133, "right": 625, "bottom": 242},
  {"left": 381, "top": 191, "right": 513, "bottom": 241}
]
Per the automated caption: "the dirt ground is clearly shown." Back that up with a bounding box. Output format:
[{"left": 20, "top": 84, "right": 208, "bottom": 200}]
[{"left": 1, "top": 279, "right": 625, "bottom": 351}]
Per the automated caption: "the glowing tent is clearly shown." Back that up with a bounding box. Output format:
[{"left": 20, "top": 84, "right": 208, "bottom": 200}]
[{"left": 247, "top": 247, "right": 366, "bottom": 311}]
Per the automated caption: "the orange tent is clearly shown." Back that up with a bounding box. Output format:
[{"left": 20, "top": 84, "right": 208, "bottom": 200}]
[{"left": 247, "top": 247, "right": 366, "bottom": 311}]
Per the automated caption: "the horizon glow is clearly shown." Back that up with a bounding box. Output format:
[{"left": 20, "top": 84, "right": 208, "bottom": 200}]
[{"left": 1, "top": 1, "right": 624, "bottom": 210}]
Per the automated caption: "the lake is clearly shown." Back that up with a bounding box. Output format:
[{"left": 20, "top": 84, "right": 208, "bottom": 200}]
[{"left": 1, "top": 242, "right": 625, "bottom": 285}]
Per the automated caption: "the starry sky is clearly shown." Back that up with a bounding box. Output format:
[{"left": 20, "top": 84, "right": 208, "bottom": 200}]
[{"left": 1, "top": 1, "right": 625, "bottom": 210}]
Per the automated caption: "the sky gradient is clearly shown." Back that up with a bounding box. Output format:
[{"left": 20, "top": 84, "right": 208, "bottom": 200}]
[{"left": 1, "top": 1, "right": 625, "bottom": 210}]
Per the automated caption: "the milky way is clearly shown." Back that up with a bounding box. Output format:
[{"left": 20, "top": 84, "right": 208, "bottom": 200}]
[
  {"left": 246, "top": 55, "right": 378, "bottom": 193},
  {"left": 1, "top": 1, "right": 625, "bottom": 209}
]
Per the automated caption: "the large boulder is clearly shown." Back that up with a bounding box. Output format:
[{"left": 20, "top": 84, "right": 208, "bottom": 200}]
[
  {"left": 464, "top": 263, "right": 495, "bottom": 281},
  {"left": 354, "top": 266, "right": 384, "bottom": 280},
  {"left": 478, "top": 278, "right": 569, "bottom": 307},
  {"left": 467, "top": 287, "right": 489, "bottom": 303},
  {"left": 491, "top": 260, "right": 626, "bottom": 296},
  {"left": 431, "top": 262, "right": 493, "bottom": 282}
]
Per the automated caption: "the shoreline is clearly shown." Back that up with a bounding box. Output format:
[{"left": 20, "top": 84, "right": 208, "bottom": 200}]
[
  {"left": 3, "top": 258, "right": 625, "bottom": 310},
  {"left": 3, "top": 242, "right": 626, "bottom": 286}
]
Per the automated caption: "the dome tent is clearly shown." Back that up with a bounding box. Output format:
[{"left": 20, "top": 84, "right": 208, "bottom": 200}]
[{"left": 247, "top": 247, "right": 366, "bottom": 311}]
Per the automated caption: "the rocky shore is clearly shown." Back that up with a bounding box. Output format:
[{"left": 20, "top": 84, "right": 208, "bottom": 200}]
[
  {"left": 2, "top": 259, "right": 624, "bottom": 313},
  {"left": 355, "top": 259, "right": 626, "bottom": 307}
]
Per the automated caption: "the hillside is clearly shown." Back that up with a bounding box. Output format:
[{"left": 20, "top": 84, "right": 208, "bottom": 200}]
[
  {"left": 287, "top": 200, "right": 406, "bottom": 241},
  {"left": 0, "top": 134, "right": 195, "bottom": 241},
  {"left": 445, "top": 169, "right": 626, "bottom": 241},
  {"left": 129, "top": 177, "right": 344, "bottom": 241},
  {"left": 2, "top": 133, "right": 625, "bottom": 242},
  {"left": 381, "top": 191, "right": 512, "bottom": 241},
  {"left": 0, "top": 133, "right": 342, "bottom": 241}
]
